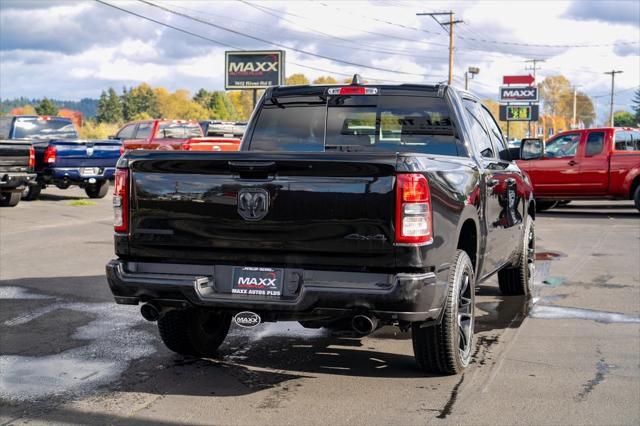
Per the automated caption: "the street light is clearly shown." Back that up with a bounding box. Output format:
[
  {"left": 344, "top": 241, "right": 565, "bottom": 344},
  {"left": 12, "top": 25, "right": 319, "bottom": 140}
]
[{"left": 465, "top": 67, "right": 479, "bottom": 90}]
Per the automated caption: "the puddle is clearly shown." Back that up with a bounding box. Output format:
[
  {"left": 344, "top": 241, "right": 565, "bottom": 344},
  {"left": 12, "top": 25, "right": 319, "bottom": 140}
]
[
  {"left": 542, "top": 276, "right": 565, "bottom": 287},
  {"left": 530, "top": 305, "right": 640, "bottom": 324},
  {"left": 0, "top": 286, "right": 53, "bottom": 300},
  {"left": 535, "top": 251, "right": 567, "bottom": 261},
  {"left": 0, "top": 288, "right": 156, "bottom": 402}
]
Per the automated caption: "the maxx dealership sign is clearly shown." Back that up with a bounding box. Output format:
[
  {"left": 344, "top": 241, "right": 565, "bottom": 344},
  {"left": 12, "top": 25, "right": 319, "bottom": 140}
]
[
  {"left": 225, "top": 50, "right": 285, "bottom": 90},
  {"left": 499, "top": 86, "right": 538, "bottom": 102}
]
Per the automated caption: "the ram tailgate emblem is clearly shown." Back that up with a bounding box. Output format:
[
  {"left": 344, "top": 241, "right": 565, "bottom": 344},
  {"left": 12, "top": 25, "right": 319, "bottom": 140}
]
[{"left": 237, "top": 188, "right": 270, "bottom": 221}]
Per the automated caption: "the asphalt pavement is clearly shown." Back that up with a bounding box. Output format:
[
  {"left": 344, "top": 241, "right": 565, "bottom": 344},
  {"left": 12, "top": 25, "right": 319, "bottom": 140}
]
[{"left": 1, "top": 188, "right": 639, "bottom": 425}]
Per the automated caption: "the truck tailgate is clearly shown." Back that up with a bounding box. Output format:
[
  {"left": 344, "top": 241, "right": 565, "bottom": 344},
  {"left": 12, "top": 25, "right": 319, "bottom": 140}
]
[
  {"left": 51, "top": 139, "right": 122, "bottom": 168},
  {"left": 127, "top": 152, "right": 398, "bottom": 269},
  {"left": 0, "top": 141, "right": 31, "bottom": 172}
]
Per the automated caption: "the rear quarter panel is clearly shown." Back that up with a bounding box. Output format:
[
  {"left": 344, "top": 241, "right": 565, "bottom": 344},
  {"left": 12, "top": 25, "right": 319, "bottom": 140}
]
[{"left": 609, "top": 152, "right": 640, "bottom": 197}]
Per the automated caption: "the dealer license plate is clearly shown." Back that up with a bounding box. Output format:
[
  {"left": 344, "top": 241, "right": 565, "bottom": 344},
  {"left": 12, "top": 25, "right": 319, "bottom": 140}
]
[
  {"left": 80, "top": 167, "right": 100, "bottom": 176},
  {"left": 231, "top": 267, "right": 283, "bottom": 297}
]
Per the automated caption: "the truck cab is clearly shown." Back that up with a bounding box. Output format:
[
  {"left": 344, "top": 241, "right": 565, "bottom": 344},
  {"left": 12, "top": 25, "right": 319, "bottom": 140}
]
[{"left": 517, "top": 127, "right": 640, "bottom": 210}]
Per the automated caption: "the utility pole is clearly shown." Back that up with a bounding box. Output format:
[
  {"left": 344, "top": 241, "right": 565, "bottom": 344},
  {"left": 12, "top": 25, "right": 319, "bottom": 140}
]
[
  {"left": 417, "top": 11, "right": 463, "bottom": 85},
  {"left": 571, "top": 85, "right": 582, "bottom": 129},
  {"left": 604, "top": 70, "right": 623, "bottom": 126},
  {"left": 525, "top": 59, "right": 544, "bottom": 137}
]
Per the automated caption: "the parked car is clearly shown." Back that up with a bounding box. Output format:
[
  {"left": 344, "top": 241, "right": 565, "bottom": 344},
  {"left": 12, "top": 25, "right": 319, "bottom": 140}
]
[
  {"left": 517, "top": 127, "right": 640, "bottom": 211},
  {"left": 105, "top": 78, "right": 535, "bottom": 375},
  {"left": 115, "top": 119, "right": 240, "bottom": 152},
  {"left": 0, "top": 115, "right": 122, "bottom": 200},
  {"left": 0, "top": 140, "right": 36, "bottom": 207},
  {"left": 200, "top": 120, "right": 246, "bottom": 138}
]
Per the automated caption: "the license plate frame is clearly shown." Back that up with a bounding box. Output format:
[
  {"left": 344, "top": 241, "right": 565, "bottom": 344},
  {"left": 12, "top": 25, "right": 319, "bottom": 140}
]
[
  {"left": 80, "top": 167, "right": 100, "bottom": 177},
  {"left": 231, "top": 267, "right": 284, "bottom": 297}
]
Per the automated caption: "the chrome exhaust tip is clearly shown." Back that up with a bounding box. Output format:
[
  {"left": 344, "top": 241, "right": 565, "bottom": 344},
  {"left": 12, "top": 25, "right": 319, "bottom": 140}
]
[
  {"left": 140, "top": 303, "right": 160, "bottom": 322},
  {"left": 352, "top": 314, "right": 378, "bottom": 335}
]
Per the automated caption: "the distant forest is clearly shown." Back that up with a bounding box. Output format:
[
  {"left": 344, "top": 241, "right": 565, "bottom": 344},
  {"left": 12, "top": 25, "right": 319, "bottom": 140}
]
[{"left": 0, "top": 97, "right": 99, "bottom": 117}]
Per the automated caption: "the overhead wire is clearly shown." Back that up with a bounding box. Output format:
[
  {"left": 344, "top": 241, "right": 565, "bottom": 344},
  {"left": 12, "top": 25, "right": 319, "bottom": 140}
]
[
  {"left": 136, "top": 0, "right": 445, "bottom": 79},
  {"left": 93, "top": 0, "right": 431, "bottom": 84}
]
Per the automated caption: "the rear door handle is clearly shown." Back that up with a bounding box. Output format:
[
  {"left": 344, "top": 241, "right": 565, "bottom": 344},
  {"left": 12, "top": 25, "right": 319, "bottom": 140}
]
[
  {"left": 568, "top": 160, "right": 578, "bottom": 166},
  {"left": 505, "top": 178, "right": 516, "bottom": 186}
]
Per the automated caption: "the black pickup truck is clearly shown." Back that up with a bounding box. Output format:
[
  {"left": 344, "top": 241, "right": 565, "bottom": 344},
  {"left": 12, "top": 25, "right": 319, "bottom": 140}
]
[
  {"left": 0, "top": 141, "right": 35, "bottom": 207},
  {"left": 106, "top": 78, "right": 536, "bottom": 375}
]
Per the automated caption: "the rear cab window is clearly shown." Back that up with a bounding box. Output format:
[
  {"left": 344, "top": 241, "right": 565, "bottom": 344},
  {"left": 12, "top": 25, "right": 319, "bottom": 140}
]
[
  {"left": 614, "top": 130, "right": 635, "bottom": 151},
  {"left": 12, "top": 117, "right": 78, "bottom": 140},
  {"left": 116, "top": 124, "right": 137, "bottom": 139},
  {"left": 585, "top": 131, "right": 605, "bottom": 156},
  {"left": 156, "top": 122, "right": 202, "bottom": 139},
  {"left": 248, "top": 88, "right": 465, "bottom": 156}
]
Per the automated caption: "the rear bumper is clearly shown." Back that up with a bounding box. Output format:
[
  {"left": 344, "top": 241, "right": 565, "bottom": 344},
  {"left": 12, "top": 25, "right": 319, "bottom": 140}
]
[
  {"left": 106, "top": 259, "right": 447, "bottom": 323},
  {"left": 40, "top": 167, "right": 115, "bottom": 185},
  {"left": 0, "top": 172, "right": 36, "bottom": 191}
]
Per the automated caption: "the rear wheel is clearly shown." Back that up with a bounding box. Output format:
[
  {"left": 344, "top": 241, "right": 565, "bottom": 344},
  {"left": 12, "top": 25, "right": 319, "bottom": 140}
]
[
  {"left": 22, "top": 183, "right": 42, "bottom": 201},
  {"left": 85, "top": 181, "right": 109, "bottom": 199},
  {"left": 498, "top": 216, "right": 535, "bottom": 296},
  {"left": 0, "top": 192, "right": 21, "bottom": 207},
  {"left": 412, "top": 250, "right": 475, "bottom": 375},
  {"left": 157, "top": 309, "right": 231, "bottom": 357}
]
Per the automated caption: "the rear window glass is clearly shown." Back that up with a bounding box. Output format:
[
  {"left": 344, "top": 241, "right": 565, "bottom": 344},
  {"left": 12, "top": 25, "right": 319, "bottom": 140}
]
[
  {"left": 249, "top": 93, "right": 463, "bottom": 156},
  {"left": 156, "top": 122, "right": 202, "bottom": 139},
  {"left": 585, "top": 131, "right": 604, "bottom": 156},
  {"left": 13, "top": 117, "right": 78, "bottom": 140}
]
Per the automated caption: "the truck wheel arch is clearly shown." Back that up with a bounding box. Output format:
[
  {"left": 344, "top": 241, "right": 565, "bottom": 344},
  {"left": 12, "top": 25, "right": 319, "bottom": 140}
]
[{"left": 454, "top": 206, "right": 480, "bottom": 273}]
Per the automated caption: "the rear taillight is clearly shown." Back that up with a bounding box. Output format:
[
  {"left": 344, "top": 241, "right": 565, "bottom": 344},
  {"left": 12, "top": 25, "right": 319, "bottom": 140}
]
[
  {"left": 119, "top": 145, "right": 125, "bottom": 156},
  {"left": 181, "top": 141, "right": 192, "bottom": 151},
  {"left": 28, "top": 146, "right": 35, "bottom": 169},
  {"left": 113, "top": 168, "right": 129, "bottom": 233},
  {"left": 43, "top": 146, "right": 56, "bottom": 164},
  {"left": 395, "top": 173, "right": 433, "bottom": 245}
]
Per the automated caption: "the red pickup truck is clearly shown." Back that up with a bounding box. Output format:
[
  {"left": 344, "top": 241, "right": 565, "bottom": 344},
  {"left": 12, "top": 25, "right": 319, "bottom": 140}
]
[
  {"left": 115, "top": 119, "right": 240, "bottom": 152},
  {"left": 517, "top": 127, "right": 640, "bottom": 211}
]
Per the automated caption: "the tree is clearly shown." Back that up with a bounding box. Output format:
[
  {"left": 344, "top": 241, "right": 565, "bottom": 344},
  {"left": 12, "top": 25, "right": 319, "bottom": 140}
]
[
  {"left": 633, "top": 88, "right": 640, "bottom": 122},
  {"left": 96, "top": 88, "right": 123, "bottom": 123},
  {"left": 35, "top": 98, "right": 58, "bottom": 116},
  {"left": 285, "top": 73, "right": 309, "bottom": 85},
  {"left": 539, "top": 75, "right": 595, "bottom": 129},
  {"left": 613, "top": 110, "right": 636, "bottom": 127},
  {"left": 10, "top": 105, "right": 37, "bottom": 115},
  {"left": 121, "top": 83, "right": 159, "bottom": 120},
  {"left": 312, "top": 76, "right": 338, "bottom": 84},
  {"left": 193, "top": 89, "right": 213, "bottom": 108},
  {"left": 155, "top": 88, "right": 209, "bottom": 120},
  {"left": 228, "top": 90, "right": 257, "bottom": 120}
]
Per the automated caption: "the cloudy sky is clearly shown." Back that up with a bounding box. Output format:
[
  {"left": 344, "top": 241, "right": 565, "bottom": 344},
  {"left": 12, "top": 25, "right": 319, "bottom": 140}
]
[{"left": 1, "top": 0, "right": 638, "bottom": 121}]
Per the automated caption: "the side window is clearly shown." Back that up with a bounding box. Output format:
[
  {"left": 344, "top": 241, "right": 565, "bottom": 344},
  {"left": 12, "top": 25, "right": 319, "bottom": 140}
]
[
  {"left": 0, "top": 117, "right": 13, "bottom": 139},
  {"left": 585, "top": 131, "right": 605, "bottom": 156},
  {"left": 463, "top": 100, "right": 495, "bottom": 158},
  {"left": 135, "top": 122, "right": 153, "bottom": 139},
  {"left": 480, "top": 106, "right": 510, "bottom": 161},
  {"left": 631, "top": 131, "right": 640, "bottom": 151},
  {"left": 614, "top": 131, "right": 630, "bottom": 151},
  {"left": 116, "top": 124, "right": 136, "bottom": 139},
  {"left": 545, "top": 133, "right": 580, "bottom": 158}
]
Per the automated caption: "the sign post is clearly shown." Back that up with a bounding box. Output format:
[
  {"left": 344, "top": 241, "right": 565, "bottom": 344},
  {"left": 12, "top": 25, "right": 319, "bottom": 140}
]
[{"left": 225, "top": 50, "right": 285, "bottom": 109}]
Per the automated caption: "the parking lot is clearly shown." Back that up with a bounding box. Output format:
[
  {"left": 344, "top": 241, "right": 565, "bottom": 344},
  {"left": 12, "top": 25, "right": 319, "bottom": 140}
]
[{"left": 0, "top": 188, "right": 639, "bottom": 425}]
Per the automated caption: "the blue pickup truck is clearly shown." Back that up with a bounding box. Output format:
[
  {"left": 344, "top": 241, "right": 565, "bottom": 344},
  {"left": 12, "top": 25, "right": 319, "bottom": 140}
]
[{"left": 0, "top": 115, "right": 122, "bottom": 200}]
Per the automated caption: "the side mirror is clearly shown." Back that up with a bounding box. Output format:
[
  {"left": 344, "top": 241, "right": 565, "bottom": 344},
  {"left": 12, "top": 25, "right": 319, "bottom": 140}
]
[
  {"left": 108, "top": 135, "right": 117, "bottom": 140},
  {"left": 520, "top": 138, "right": 543, "bottom": 160}
]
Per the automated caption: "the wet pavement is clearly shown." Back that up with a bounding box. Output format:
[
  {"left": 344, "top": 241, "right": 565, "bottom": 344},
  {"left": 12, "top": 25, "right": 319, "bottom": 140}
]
[{"left": 1, "top": 191, "right": 639, "bottom": 425}]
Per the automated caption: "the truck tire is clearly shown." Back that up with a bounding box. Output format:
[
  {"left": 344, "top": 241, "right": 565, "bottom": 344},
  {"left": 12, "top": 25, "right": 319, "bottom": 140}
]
[
  {"left": 85, "top": 181, "right": 110, "bottom": 199},
  {"left": 157, "top": 309, "right": 231, "bottom": 357},
  {"left": 412, "top": 250, "right": 475, "bottom": 375},
  {"left": 498, "top": 217, "right": 535, "bottom": 296},
  {"left": 535, "top": 200, "right": 557, "bottom": 211},
  {"left": 0, "top": 192, "right": 21, "bottom": 207},
  {"left": 634, "top": 185, "right": 640, "bottom": 212},
  {"left": 22, "top": 183, "right": 42, "bottom": 201}
]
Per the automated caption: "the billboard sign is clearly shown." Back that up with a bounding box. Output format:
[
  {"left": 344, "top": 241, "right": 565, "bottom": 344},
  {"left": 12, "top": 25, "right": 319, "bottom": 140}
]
[
  {"left": 500, "top": 86, "right": 538, "bottom": 102},
  {"left": 499, "top": 104, "right": 540, "bottom": 121},
  {"left": 225, "top": 50, "right": 285, "bottom": 89}
]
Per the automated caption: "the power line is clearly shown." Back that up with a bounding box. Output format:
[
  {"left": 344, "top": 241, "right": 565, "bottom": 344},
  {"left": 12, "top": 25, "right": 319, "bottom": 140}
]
[
  {"left": 137, "top": 0, "right": 444, "bottom": 79},
  {"left": 93, "top": 0, "right": 425, "bottom": 85},
  {"left": 315, "top": 1, "right": 639, "bottom": 49}
]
